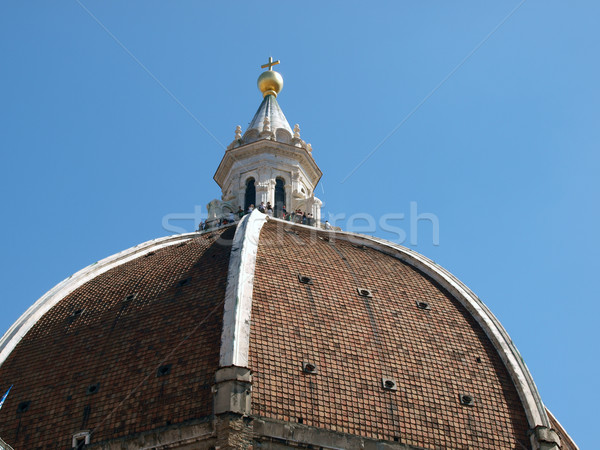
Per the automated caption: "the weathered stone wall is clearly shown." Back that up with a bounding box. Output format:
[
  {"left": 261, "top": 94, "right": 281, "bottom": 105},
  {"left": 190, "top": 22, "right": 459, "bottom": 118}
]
[
  {"left": 86, "top": 420, "right": 215, "bottom": 449},
  {"left": 214, "top": 414, "right": 254, "bottom": 450}
]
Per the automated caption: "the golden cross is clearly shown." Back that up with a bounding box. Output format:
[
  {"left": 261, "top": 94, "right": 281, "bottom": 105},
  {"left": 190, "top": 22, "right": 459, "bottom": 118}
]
[{"left": 260, "top": 56, "right": 280, "bottom": 71}]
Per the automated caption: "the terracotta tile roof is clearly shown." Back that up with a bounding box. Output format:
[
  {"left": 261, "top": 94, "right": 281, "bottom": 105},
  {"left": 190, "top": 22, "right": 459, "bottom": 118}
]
[
  {"left": 248, "top": 220, "right": 531, "bottom": 449},
  {"left": 0, "top": 227, "right": 234, "bottom": 448},
  {"left": 0, "top": 214, "right": 571, "bottom": 449}
]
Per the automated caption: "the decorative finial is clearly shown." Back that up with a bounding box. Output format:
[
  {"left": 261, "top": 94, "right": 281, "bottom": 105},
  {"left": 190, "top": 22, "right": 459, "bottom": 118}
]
[
  {"left": 263, "top": 116, "right": 271, "bottom": 132},
  {"left": 307, "top": 143, "right": 312, "bottom": 153},
  {"left": 257, "top": 56, "right": 284, "bottom": 98},
  {"left": 235, "top": 125, "right": 242, "bottom": 140},
  {"left": 293, "top": 124, "right": 301, "bottom": 139}
]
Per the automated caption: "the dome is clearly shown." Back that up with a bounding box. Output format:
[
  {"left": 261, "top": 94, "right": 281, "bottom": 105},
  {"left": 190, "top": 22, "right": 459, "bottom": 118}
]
[
  {"left": 0, "top": 59, "right": 575, "bottom": 449},
  {"left": 0, "top": 213, "right": 576, "bottom": 449}
]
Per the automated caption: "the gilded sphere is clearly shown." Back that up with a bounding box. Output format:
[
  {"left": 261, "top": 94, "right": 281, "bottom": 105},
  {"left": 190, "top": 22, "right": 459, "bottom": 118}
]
[{"left": 257, "top": 70, "right": 284, "bottom": 97}]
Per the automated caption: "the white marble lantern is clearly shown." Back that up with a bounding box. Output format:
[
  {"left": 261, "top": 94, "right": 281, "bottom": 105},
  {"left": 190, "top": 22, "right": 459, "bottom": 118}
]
[{"left": 210, "top": 66, "right": 322, "bottom": 224}]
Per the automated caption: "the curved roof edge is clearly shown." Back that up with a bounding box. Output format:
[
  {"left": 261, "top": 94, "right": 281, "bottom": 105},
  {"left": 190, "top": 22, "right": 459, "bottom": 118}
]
[
  {"left": 246, "top": 217, "right": 551, "bottom": 433},
  {"left": 0, "top": 232, "right": 201, "bottom": 368},
  {"left": 219, "top": 210, "right": 268, "bottom": 367}
]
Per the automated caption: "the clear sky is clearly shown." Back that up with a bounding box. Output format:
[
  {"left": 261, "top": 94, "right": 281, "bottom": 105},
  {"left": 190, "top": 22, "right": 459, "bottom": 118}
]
[{"left": 1, "top": 1, "right": 598, "bottom": 447}]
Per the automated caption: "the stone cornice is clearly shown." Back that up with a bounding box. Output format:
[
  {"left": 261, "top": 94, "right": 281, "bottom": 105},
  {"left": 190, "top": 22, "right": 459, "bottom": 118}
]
[{"left": 213, "top": 139, "right": 322, "bottom": 189}]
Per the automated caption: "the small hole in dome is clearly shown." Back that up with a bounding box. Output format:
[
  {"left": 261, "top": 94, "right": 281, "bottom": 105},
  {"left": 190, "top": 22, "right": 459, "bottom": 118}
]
[
  {"left": 302, "top": 362, "right": 318, "bottom": 374},
  {"left": 144, "top": 251, "right": 155, "bottom": 257},
  {"left": 72, "top": 430, "right": 91, "bottom": 449},
  {"left": 382, "top": 377, "right": 398, "bottom": 391},
  {"left": 16, "top": 401, "right": 30, "bottom": 413},
  {"left": 416, "top": 301, "right": 430, "bottom": 310},
  {"left": 67, "top": 309, "right": 84, "bottom": 324},
  {"left": 157, "top": 364, "right": 172, "bottom": 377},
  {"left": 125, "top": 293, "right": 137, "bottom": 302},
  {"left": 178, "top": 278, "right": 190, "bottom": 287},
  {"left": 176, "top": 242, "right": 187, "bottom": 248},
  {"left": 298, "top": 274, "right": 313, "bottom": 285},
  {"left": 352, "top": 244, "right": 366, "bottom": 250},
  {"left": 460, "top": 394, "right": 475, "bottom": 406},
  {"left": 86, "top": 383, "right": 99, "bottom": 395},
  {"left": 394, "top": 437, "right": 400, "bottom": 442},
  {"left": 297, "top": 417, "right": 303, "bottom": 424},
  {"left": 357, "top": 288, "right": 373, "bottom": 298},
  {"left": 318, "top": 236, "right": 330, "bottom": 242},
  {"left": 476, "top": 357, "right": 482, "bottom": 363}
]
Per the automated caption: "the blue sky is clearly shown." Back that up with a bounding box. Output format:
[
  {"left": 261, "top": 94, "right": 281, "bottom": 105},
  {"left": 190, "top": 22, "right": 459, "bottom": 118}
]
[{"left": 1, "top": 1, "right": 598, "bottom": 447}]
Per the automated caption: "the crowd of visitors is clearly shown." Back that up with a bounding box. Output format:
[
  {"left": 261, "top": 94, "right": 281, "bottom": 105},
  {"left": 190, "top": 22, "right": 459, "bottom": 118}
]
[
  {"left": 199, "top": 203, "right": 319, "bottom": 230},
  {"left": 281, "top": 207, "right": 316, "bottom": 226}
]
